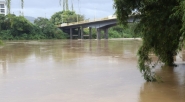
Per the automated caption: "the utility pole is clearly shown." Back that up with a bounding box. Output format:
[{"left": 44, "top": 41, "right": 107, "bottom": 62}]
[
  {"left": 59, "top": 0, "right": 64, "bottom": 24},
  {"left": 63, "top": 0, "right": 66, "bottom": 11},
  {"left": 66, "top": 0, "right": 69, "bottom": 10},
  {"left": 77, "top": 0, "right": 79, "bottom": 23},
  {"left": 79, "top": 0, "right": 81, "bottom": 14},
  {"left": 71, "top": 0, "right": 74, "bottom": 11}
]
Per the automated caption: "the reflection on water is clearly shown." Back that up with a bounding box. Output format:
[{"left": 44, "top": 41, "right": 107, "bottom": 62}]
[
  {"left": 140, "top": 65, "right": 185, "bottom": 102},
  {"left": 0, "top": 39, "right": 184, "bottom": 102}
]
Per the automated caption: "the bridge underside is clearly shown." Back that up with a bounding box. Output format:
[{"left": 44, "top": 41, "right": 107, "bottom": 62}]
[
  {"left": 60, "top": 23, "right": 117, "bottom": 39},
  {"left": 59, "top": 16, "right": 139, "bottom": 39}
]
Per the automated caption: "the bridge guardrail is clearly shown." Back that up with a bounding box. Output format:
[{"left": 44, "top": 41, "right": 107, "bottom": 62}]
[{"left": 58, "top": 15, "right": 117, "bottom": 27}]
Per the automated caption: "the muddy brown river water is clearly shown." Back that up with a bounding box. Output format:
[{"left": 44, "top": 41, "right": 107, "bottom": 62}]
[{"left": 0, "top": 39, "right": 184, "bottom": 102}]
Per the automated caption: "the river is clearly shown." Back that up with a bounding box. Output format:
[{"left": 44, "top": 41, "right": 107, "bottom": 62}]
[{"left": 0, "top": 39, "right": 184, "bottom": 102}]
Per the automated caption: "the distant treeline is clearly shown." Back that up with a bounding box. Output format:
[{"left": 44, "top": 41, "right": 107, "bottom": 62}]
[
  {"left": 0, "top": 10, "right": 139, "bottom": 40},
  {"left": 0, "top": 14, "right": 67, "bottom": 40}
]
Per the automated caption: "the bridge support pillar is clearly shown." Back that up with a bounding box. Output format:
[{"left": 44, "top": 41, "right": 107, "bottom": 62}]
[
  {"left": 97, "top": 28, "right": 101, "bottom": 39},
  {"left": 89, "top": 27, "right": 92, "bottom": 39},
  {"left": 78, "top": 27, "right": 80, "bottom": 39},
  {"left": 70, "top": 28, "right": 73, "bottom": 39},
  {"left": 104, "top": 28, "right": 109, "bottom": 39},
  {"left": 81, "top": 27, "right": 84, "bottom": 39}
]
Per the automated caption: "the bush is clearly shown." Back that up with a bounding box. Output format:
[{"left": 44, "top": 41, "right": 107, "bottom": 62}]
[
  {"left": 0, "top": 30, "right": 14, "bottom": 40},
  {"left": 0, "top": 14, "right": 68, "bottom": 40},
  {"left": 109, "top": 30, "right": 122, "bottom": 38},
  {"left": 108, "top": 23, "right": 141, "bottom": 38}
]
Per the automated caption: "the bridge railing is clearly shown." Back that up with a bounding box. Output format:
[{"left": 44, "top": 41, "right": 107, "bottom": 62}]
[{"left": 58, "top": 15, "right": 117, "bottom": 27}]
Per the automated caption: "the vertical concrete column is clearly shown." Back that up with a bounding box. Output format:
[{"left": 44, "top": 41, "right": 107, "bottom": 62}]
[
  {"left": 81, "top": 26, "right": 84, "bottom": 39},
  {"left": 70, "top": 28, "right": 73, "bottom": 39},
  {"left": 78, "top": 27, "right": 81, "bottom": 39},
  {"left": 104, "top": 28, "right": 109, "bottom": 39},
  {"left": 96, "top": 28, "right": 101, "bottom": 39},
  {"left": 96, "top": 28, "right": 99, "bottom": 39},
  {"left": 89, "top": 27, "right": 92, "bottom": 39}
]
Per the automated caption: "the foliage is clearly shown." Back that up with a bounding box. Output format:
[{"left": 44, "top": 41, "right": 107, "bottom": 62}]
[
  {"left": 109, "top": 30, "right": 122, "bottom": 38},
  {"left": 83, "top": 28, "right": 97, "bottom": 39},
  {"left": 0, "top": 14, "right": 67, "bottom": 40},
  {"left": 0, "top": 14, "right": 34, "bottom": 40},
  {"left": 50, "top": 10, "right": 84, "bottom": 25},
  {"left": 34, "top": 17, "right": 68, "bottom": 39},
  {"left": 6, "top": 0, "right": 11, "bottom": 14},
  {"left": 82, "top": 24, "right": 139, "bottom": 39},
  {"left": 109, "top": 23, "right": 140, "bottom": 38},
  {"left": 114, "top": 0, "right": 185, "bottom": 81}
]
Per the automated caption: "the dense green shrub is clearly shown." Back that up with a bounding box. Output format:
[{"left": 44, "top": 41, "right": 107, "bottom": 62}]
[
  {"left": 109, "top": 23, "right": 140, "bottom": 38},
  {"left": 82, "top": 24, "right": 140, "bottom": 39},
  {"left": 0, "top": 14, "right": 67, "bottom": 40}
]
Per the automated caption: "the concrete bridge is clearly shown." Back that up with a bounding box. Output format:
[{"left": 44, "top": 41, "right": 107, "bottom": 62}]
[{"left": 58, "top": 15, "right": 139, "bottom": 39}]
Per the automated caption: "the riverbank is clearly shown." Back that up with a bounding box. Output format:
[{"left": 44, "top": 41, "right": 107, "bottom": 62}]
[{"left": 109, "top": 38, "right": 142, "bottom": 40}]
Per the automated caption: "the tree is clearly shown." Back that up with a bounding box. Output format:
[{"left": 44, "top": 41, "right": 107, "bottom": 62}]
[
  {"left": 0, "top": 15, "right": 67, "bottom": 40},
  {"left": 0, "top": 14, "right": 6, "bottom": 31},
  {"left": 0, "top": 14, "right": 38, "bottom": 40},
  {"left": 50, "top": 10, "right": 84, "bottom": 25},
  {"left": 114, "top": 0, "right": 185, "bottom": 81},
  {"left": 6, "top": 0, "right": 11, "bottom": 14},
  {"left": 34, "top": 17, "right": 67, "bottom": 39},
  {"left": 109, "top": 24, "right": 140, "bottom": 38},
  {"left": 6, "top": 0, "right": 24, "bottom": 14},
  {"left": 71, "top": 0, "right": 74, "bottom": 11},
  {"left": 7, "top": 15, "right": 33, "bottom": 37}
]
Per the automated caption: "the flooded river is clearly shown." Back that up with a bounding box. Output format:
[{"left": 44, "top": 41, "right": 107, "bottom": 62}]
[{"left": 0, "top": 39, "right": 184, "bottom": 102}]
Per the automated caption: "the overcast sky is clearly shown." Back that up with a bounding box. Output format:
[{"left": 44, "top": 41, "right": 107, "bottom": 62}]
[{"left": 10, "top": 0, "right": 115, "bottom": 19}]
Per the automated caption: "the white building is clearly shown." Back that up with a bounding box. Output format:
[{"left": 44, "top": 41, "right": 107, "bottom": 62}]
[{"left": 0, "top": 0, "right": 6, "bottom": 15}]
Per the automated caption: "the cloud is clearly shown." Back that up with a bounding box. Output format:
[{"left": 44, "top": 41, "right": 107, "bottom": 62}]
[{"left": 10, "top": 0, "right": 115, "bottom": 19}]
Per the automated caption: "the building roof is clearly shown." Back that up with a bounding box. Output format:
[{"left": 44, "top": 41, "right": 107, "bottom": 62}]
[{"left": 0, "top": 1, "right": 5, "bottom": 4}]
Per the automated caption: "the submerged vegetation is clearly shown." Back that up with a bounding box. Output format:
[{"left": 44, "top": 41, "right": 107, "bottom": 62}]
[{"left": 114, "top": 0, "right": 185, "bottom": 81}]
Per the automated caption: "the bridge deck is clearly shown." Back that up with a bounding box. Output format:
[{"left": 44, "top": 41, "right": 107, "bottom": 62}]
[
  {"left": 57, "top": 15, "right": 140, "bottom": 39},
  {"left": 58, "top": 15, "right": 117, "bottom": 28}
]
